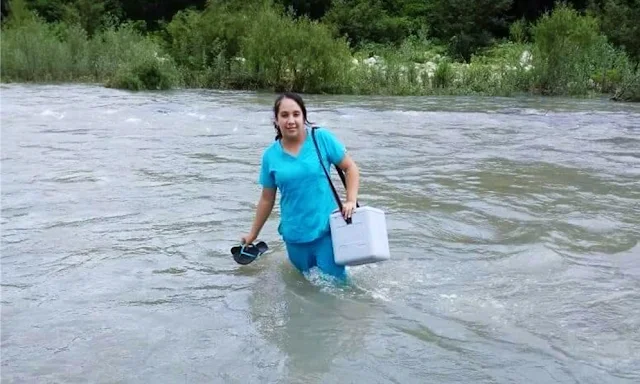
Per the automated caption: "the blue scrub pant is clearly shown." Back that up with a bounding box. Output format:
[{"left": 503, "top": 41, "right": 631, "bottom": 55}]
[{"left": 284, "top": 232, "right": 346, "bottom": 280}]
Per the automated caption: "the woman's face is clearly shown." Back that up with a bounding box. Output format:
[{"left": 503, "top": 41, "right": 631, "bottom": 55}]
[{"left": 276, "top": 97, "right": 305, "bottom": 140}]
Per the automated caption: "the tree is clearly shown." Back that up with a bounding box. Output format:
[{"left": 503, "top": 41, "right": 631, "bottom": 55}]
[
  {"left": 590, "top": 0, "right": 640, "bottom": 65},
  {"left": 424, "top": 0, "right": 514, "bottom": 61}
]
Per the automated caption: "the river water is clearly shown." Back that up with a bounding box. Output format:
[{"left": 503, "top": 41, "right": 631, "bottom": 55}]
[{"left": 1, "top": 84, "right": 639, "bottom": 383}]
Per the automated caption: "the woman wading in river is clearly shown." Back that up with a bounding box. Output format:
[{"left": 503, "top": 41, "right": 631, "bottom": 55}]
[{"left": 241, "top": 92, "right": 360, "bottom": 280}]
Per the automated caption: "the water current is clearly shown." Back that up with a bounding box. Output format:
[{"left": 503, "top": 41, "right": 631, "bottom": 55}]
[{"left": 2, "top": 84, "right": 639, "bottom": 383}]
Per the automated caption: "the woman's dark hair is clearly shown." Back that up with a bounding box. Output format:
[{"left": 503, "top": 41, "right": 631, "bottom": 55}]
[{"left": 273, "top": 92, "right": 312, "bottom": 140}]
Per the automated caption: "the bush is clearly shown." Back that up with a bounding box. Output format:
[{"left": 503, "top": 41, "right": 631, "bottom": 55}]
[
  {"left": 0, "top": 17, "right": 83, "bottom": 82},
  {"left": 162, "top": 7, "right": 247, "bottom": 72},
  {"left": 530, "top": 2, "right": 631, "bottom": 96},
  {"left": 509, "top": 18, "right": 529, "bottom": 44},
  {"left": 236, "top": 6, "right": 353, "bottom": 93},
  {"left": 0, "top": 8, "right": 182, "bottom": 90},
  {"left": 322, "top": 0, "right": 413, "bottom": 47},
  {"left": 613, "top": 70, "right": 640, "bottom": 102},
  {"left": 432, "top": 60, "right": 454, "bottom": 88},
  {"left": 106, "top": 50, "right": 181, "bottom": 91}
]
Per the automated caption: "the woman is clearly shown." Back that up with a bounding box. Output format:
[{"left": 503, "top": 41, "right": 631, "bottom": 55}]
[{"left": 241, "top": 92, "right": 360, "bottom": 280}]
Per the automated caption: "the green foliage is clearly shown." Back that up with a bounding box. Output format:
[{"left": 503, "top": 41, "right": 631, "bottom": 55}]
[
  {"left": 240, "top": 8, "right": 353, "bottom": 93},
  {"left": 106, "top": 53, "right": 181, "bottom": 91},
  {"left": 5, "top": 0, "right": 29, "bottom": 23},
  {"left": 530, "top": 2, "right": 632, "bottom": 96},
  {"left": 0, "top": 6, "right": 180, "bottom": 90},
  {"left": 589, "top": 0, "right": 640, "bottom": 64},
  {"left": 354, "top": 36, "right": 446, "bottom": 65},
  {"left": 277, "top": 0, "right": 332, "bottom": 20},
  {"left": 423, "top": 0, "right": 513, "bottom": 62},
  {"left": 432, "top": 60, "right": 454, "bottom": 88},
  {"left": 60, "top": 0, "right": 106, "bottom": 36},
  {"left": 101, "top": 26, "right": 182, "bottom": 90},
  {"left": 509, "top": 18, "right": 529, "bottom": 43},
  {"left": 160, "top": 1, "right": 353, "bottom": 92},
  {"left": 322, "top": 0, "right": 413, "bottom": 47},
  {"left": 1, "top": 0, "right": 639, "bottom": 101},
  {"left": 1, "top": 14, "right": 88, "bottom": 82},
  {"left": 458, "top": 42, "right": 535, "bottom": 95},
  {"left": 22, "top": 0, "right": 122, "bottom": 34},
  {"left": 612, "top": 69, "right": 640, "bottom": 102},
  {"left": 163, "top": 8, "right": 226, "bottom": 71},
  {"left": 160, "top": 1, "right": 278, "bottom": 87},
  {"left": 340, "top": 40, "right": 536, "bottom": 97}
]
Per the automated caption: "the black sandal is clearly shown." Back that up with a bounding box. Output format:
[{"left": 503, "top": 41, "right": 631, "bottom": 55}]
[{"left": 230, "top": 241, "right": 269, "bottom": 265}]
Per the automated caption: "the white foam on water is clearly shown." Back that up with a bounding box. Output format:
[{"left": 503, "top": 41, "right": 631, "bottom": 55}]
[
  {"left": 303, "top": 267, "right": 345, "bottom": 290},
  {"left": 40, "top": 109, "right": 65, "bottom": 119},
  {"left": 187, "top": 112, "right": 207, "bottom": 120},
  {"left": 342, "top": 264, "right": 396, "bottom": 302}
]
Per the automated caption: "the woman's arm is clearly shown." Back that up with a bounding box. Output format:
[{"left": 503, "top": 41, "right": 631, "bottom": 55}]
[
  {"left": 338, "top": 154, "right": 360, "bottom": 204},
  {"left": 244, "top": 187, "right": 276, "bottom": 243}
]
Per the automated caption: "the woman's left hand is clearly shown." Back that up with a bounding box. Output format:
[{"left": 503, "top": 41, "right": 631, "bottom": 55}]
[{"left": 342, "top": 200, "right": 357, "bottom": 219}]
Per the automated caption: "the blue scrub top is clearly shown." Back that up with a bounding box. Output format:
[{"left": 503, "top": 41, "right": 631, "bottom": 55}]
[{"left": 259, "top": 126, "right": 347, "bottom": 244}]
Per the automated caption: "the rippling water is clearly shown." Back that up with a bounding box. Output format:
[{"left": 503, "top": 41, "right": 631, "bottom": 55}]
[{"left": 2, "top": 84, "right": 640, "bottom": 383}]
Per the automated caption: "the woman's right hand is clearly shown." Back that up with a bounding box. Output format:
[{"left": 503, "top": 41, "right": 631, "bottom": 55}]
[{"left": 241, "top": 232, "right": 257, "bottom": 245}]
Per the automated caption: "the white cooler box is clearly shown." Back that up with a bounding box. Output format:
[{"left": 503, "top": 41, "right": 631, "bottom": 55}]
[{"left": 329, "top": 206, "right": 390, "bottom": 266}]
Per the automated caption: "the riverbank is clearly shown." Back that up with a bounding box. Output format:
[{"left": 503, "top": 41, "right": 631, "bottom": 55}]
[{"left": 1, "top": 2, "right": 638, "bottom": 102}]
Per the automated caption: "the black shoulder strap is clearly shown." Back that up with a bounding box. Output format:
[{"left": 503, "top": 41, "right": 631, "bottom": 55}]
[{"left": 311, "top": 127, "right": 359, "bottom": 223}]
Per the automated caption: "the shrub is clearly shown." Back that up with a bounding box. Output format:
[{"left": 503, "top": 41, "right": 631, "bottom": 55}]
[
  {"left": 239, "top": 6, "right": 352, "bottom": 93},
  {"left": 613, "top": 70, "right": 640, "bottom": 102},
  {"left": 530, "top": 2, "right": 631, "bottom": 96}
]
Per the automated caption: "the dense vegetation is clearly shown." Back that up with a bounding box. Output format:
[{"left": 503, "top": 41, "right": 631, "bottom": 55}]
[{"left": 1, "top": 0, "right": 638, "bottom": 101}]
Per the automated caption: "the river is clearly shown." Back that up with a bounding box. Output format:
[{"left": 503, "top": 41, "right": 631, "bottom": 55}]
[{"left": 2, "top": 84, "right": 639, "bottom": 383}]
